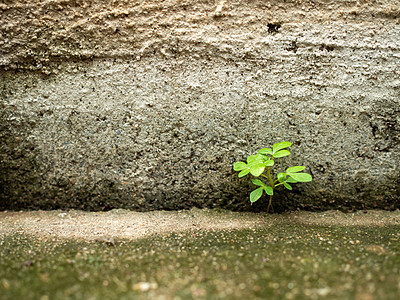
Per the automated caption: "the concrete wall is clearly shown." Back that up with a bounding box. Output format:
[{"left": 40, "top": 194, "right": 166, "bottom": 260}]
[{"left": 1, "top": 0, "right": 399, "bottom": 211}]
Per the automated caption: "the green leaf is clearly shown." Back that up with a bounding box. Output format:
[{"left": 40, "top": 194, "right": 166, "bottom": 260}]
[
  {"left": 250, "top": 154, "right": 269, "bottom": 164},
  {"left": 247, "top": 155, "right": 259, "bottom": 164},
  {"left": 250, "top": 187, "right": 264, "bottom": 203},
  {"left": 273, "top": 150, "right": 291, "bottom": 158},
  {"left": 286, "top": 166, "right": 306, "bottom": 173},
  {"left": 238, "top": 169, "right": 250, "bottom": 178},
  {"left": 257, "top": 154, "right": 270, "bottom": 164},
  {"left": 233, "top": 162, "right": 247, "bottom": 171},
  {"left": 249, "top": 164, "right": 265, "bottom": 177},
  {"left": 262, "top": 159, "right": 273, "bottom": 167},
  {"left": 247, "top": 154, "right": 273, "bottom": 175},
  {"left": 284, "top": 182, "right": 292, "bottom": 190},
  {"left": 264, "top": 186, "right": 273, "bottom": 196},
  {"left": 258, "top": 148, "right": 273, "bottom": 155},
  {"left": 286, "top": 177, "right": 298, "bottom": 183},
  {"left": 273, "top": 141, "right": 292, "bottom": 154},
  {"left": 277, "top": 173, "right": 286, "bottom": 182},
  {"left": 252, "top": 179, "right": 266, "bottom": 187},
  {"left": 287, "top": 172, "right": 312, "bottom": 182}
]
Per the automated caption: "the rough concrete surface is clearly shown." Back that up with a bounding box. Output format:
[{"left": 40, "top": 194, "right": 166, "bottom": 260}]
[
  {"left": 1, "top": 209, "right": 399, "bottom": 240},
  {"left": 1, "top": 0, "right": 400, "bottom": 211}
]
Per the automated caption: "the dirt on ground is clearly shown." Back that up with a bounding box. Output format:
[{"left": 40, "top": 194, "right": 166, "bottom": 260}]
[{"left": 1, "top": 209, "right": 399, "bottom": 241}]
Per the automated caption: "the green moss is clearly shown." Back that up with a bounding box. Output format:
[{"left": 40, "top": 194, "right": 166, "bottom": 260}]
[{"left": 1, "top": 225, "right": 400, "bottom": 299}]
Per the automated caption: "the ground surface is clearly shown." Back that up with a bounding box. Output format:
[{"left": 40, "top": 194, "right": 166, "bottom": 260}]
[
  {"left": 1, "top": 209, "right": 400, "bottom": 299},
  {"left": 1, "top": 208, "right": 400, "bottom": 240}
]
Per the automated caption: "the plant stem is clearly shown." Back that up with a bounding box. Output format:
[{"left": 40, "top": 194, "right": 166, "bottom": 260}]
[
  {"left": 266, "top": 167, "right": 274, "bottom": 213},
  {"left": 266, "top": 195, "right": 273, "bottom": 213},
  {"left": 267, "top": 167, "right": 274, "bottom": 188}
]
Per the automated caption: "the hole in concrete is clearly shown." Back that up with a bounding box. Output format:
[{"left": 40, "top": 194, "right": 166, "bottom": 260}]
[{"left": 267, "top": 23, "right": 281, "bottom": 33}]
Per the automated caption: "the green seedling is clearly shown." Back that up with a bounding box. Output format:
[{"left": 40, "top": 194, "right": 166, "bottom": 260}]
[{"left": 233, "top": 141, "right": 312, "bottom": 213}]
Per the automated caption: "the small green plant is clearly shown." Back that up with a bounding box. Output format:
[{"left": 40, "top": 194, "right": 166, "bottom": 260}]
[{"left": 233, "top": 141, "right": 312, "bottom": 213}]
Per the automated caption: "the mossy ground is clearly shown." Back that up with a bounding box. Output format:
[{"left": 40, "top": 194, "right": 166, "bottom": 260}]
[{"left": 1, "top": 224, "right": 399, "bottom": 299}]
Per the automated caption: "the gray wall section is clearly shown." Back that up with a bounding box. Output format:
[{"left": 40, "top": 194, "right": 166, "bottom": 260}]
[{"left": 1, "top": 0, "right": 400, "bottom": 211}]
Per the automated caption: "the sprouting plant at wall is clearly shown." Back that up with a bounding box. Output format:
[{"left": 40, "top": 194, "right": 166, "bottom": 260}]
[{"left": 233, "top": 141, "right": 312, "bottom": 213}]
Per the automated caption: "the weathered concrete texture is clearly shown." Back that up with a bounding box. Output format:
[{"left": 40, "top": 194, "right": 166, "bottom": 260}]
[{"left": 1, "top": 0, "right": 400, "bottom": 211}]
